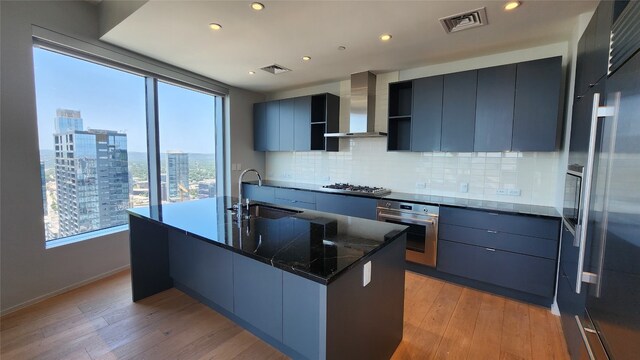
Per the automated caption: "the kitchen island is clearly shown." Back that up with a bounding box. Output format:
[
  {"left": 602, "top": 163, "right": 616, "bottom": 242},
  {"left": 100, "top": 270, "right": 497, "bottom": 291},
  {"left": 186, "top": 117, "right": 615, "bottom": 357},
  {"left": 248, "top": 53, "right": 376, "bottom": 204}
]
[{"left": 127, "top": 197, "right": 407, "bottom": 360}]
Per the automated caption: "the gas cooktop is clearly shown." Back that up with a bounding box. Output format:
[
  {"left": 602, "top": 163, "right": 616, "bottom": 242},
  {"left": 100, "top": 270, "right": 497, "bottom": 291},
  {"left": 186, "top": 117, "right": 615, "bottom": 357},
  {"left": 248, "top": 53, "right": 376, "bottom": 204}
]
[{"left": 321, "top": 183, "right": 391, "bottom": 196}]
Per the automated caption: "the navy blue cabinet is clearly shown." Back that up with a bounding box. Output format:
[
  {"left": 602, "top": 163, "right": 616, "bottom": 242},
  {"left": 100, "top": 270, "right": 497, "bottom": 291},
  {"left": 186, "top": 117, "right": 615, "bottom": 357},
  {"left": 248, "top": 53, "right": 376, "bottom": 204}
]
[
  {"left": 315, "top": 192, "right": 377, "bottom": 220},
  {"left": 168, "top": 232, "right": 234, "bottom": 312},
  {"left": 512, "top": 56, "right": 562, "bottom": 151},
  {"left": 253, "top": 102, "right": 267, "bottom": 151},
  {"left": 242, "top": 183, "right": 275, "bottom": 204},
  {"left": 265, "top": 101, "right": 280, "bottom": 151},
  {"left": 474, "top": 64, "right": 516, "bottom": 151},
  {"left": 388, "top": 57, "right": 562, "bottom": 153},
  {"left": 437, "top": 206, "right": 560, "bottom": 298},
  {"left": 293, "top": 96, "right": 311, "bottom": 151},
  {"left": 411, "top": 76, "right": 443, "bottom": 152},
  {"left": 254, "top": 93, "right": 339, "bottom": 152},
  {"left": 274, "top": 188, "right": 316, "bottom": 210},
  {"left": 441, "top": 70, "right": 478, "bottom": 152},
  {"left": 233, "top": 253, "right": 284, "bottom": 342},
  {"left": 279, "top": 98, "right": 294, "bottom": 151}
]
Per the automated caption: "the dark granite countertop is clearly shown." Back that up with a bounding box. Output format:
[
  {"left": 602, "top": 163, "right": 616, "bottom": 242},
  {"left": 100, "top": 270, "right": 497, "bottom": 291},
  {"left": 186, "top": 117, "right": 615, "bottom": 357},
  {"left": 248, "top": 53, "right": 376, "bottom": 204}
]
[
  {"left": 244, "top": 180, "right": 560, "bottom": 218},
  {"left": 127, "top": 197, "right": 407, "bottom": 285}
]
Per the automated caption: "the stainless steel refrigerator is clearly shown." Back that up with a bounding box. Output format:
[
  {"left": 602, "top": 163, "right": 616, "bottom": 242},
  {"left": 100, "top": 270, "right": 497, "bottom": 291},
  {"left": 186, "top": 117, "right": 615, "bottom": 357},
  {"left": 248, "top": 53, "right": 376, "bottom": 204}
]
[{"left": 575, "top": 3, "right": 640, "bottom": 358}]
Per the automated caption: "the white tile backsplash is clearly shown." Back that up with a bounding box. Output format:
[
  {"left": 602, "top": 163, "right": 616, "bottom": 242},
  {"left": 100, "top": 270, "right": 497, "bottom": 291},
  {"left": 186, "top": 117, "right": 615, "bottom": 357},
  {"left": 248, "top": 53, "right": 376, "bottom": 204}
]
[{"left": 265, "top": 137, "right": 560, "bottom": 206}]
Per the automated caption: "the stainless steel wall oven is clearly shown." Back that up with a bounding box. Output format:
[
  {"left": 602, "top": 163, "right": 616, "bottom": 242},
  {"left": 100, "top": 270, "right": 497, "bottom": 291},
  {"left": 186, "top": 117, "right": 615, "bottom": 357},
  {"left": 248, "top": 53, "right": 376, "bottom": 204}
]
[{"left": 376, "top": 200, "right": 439, "bottom": 267}]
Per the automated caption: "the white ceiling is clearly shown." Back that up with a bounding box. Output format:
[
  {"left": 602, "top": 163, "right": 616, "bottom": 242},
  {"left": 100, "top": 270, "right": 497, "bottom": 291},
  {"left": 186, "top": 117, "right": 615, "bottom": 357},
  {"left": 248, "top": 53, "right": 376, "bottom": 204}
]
[{"left": 101, "top": 0, "right": 597, "bottom": 93}]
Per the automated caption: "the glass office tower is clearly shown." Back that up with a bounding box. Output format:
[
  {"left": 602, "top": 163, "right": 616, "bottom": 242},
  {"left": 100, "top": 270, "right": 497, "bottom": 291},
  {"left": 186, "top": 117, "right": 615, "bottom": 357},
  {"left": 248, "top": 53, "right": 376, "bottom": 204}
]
[{"left": 166, "top": 151, "right": 189, "bottom": 202}]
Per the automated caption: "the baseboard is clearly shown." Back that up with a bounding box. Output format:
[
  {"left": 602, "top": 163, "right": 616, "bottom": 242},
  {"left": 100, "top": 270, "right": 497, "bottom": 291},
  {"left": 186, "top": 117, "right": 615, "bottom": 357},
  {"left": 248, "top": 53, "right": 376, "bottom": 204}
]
[{"left": 0, "top": 264, "right": 131, "bottom": 317}]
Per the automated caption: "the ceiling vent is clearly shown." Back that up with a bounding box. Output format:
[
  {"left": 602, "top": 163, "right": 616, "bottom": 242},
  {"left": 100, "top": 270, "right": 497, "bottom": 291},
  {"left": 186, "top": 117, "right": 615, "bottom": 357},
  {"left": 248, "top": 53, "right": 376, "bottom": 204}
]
[
  {"left": 439, "top": 7, "right": 488, "bottom": 34},
  {"left": 260, "top": 64, "right": 292, "bottom": 75}
]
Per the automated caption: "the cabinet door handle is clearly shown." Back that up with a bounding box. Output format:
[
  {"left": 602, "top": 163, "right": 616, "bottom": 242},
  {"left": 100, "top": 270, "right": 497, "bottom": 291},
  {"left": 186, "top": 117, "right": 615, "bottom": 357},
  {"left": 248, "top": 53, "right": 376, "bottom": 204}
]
[
  {"left": 485, "top": 248, "right": 496, "bottom": 252},
  {"left": 487, "top": 230, "right": 498, "bottom": 234}
]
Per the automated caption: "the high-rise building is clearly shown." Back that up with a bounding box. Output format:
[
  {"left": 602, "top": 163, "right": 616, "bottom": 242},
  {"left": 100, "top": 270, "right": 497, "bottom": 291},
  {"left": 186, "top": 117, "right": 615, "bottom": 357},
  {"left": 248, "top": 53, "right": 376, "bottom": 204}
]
[
  {"left": 53, "top": 110, "right": 130, "bottom": 238},
  {"left": 166, "top": 151, "right": 189, "bottom": 202},
  {"left": 40, "top": 161, "right": 47, "bottom": 216},
  {"left": 197, "top": 179, "right": 216, "bottom": 199}
]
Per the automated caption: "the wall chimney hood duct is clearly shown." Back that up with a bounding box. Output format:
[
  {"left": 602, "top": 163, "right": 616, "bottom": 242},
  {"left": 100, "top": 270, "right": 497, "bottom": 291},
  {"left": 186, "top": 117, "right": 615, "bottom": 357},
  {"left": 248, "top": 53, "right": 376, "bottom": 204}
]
[{"left": 324, "top": 71, "right": 387, "bottom": 138}]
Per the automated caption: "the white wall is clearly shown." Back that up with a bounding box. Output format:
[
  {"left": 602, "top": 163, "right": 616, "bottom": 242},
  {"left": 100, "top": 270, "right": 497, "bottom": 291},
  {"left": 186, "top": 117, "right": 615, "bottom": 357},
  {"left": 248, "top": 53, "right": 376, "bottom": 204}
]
[
  {"left": 265, "top": 43, "right": 572, "bottom": 207},
  {"left": 227, "top": 87, "right": 266, "bottom": 197},
  {"left": 0, "top": 0, "right": 262, "bottom": 313}
]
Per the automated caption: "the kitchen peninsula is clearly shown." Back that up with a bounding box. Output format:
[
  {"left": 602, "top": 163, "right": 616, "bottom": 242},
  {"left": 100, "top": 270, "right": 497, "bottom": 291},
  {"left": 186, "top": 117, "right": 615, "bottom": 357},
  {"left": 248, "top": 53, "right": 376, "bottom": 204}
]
[{"left": 127, "top": 197, "right": 407, "bottom": 360}]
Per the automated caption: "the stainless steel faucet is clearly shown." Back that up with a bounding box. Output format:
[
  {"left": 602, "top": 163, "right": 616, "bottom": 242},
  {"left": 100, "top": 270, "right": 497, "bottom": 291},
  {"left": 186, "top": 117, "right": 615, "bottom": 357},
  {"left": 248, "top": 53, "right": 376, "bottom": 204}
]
[{"left": 237, "top": 168, "right": 262, "bottom": 219}]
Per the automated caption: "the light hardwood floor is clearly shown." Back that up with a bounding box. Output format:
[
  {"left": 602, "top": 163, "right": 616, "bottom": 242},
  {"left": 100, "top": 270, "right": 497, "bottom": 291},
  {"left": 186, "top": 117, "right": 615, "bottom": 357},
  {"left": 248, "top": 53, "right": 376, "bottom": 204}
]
[{"left": 0, "top": 269, "right": 569, "bottom": 360}]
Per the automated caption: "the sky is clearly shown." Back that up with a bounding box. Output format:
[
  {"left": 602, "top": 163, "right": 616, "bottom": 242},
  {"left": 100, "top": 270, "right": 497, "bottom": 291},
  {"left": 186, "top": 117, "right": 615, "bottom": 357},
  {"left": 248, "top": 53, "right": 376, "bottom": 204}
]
[{"left": 33, "top": 47, "right": 217, "bottom": 154}]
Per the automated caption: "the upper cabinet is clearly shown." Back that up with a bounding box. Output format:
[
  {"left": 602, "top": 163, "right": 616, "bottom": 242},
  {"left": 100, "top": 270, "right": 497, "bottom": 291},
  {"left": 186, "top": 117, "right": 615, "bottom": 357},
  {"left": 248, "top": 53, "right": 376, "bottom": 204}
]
[
  {"left": 474, "top": 64, "right": 516, "bottom": 152},
  {"left": 574, "top": 1, "right": 613, "bottom": 97},
  {"left": 411, "top": 76, "right": 443, "bottom": 152},
  {"left": 441, "top": 70, "right": 477, "bottom": 152},
  {"left": 512, "top": 57, "right": 562, "bottom": 151},
  {"left": 388, "top": 56, "right": 563, "bottom": 153},
  {"left": 254, "top": 93, "right": 339, "bottom": 152}
]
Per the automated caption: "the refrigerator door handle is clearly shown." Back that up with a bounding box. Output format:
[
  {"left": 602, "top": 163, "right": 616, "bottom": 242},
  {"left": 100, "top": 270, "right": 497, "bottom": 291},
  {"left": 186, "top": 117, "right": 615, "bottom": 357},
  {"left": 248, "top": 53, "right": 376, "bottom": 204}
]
[
  {"left": 576, "top": 93, "right": 605, "bottom": 294},
  {"left": 589, "top": 92, "right": 621, "bottom": 298}
]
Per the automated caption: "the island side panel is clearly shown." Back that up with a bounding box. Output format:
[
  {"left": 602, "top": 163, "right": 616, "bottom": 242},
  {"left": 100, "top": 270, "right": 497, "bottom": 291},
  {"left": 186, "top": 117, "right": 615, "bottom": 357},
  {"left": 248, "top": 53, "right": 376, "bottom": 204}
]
[
  {"left": 129, "top": 215, "right": 173, "bottom": 301},
  {"left": 326, "top": 234, "right": 406, "bottom": 360},
  {"left": 283, "top": 271, "right": 327, "bottom": 360},
  {"left": 168, "top": 231, "right": 234, "bottom": 313}
]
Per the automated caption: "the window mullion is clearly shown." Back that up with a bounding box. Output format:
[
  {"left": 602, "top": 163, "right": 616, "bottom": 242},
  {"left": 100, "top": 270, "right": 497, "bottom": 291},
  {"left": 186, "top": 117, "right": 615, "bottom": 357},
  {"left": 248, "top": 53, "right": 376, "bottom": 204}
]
[{"left": 145, "top": 77, "right": 162, "bottom": 209}]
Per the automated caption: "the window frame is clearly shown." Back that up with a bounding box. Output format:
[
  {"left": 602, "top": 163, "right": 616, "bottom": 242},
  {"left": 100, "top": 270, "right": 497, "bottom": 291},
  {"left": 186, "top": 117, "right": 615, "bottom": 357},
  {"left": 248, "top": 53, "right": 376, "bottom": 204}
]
[{"left": 33, "top": 33, "right": 227, "bottom": 248}]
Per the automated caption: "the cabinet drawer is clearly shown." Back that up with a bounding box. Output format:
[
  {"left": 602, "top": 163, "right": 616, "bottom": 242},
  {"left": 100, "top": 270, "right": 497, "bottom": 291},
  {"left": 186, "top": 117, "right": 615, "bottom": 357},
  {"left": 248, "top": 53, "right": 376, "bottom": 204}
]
[
  {"left": 439, "top": 223, "right": 557, "bottom": 259},
  {"left": 242, "top": 184, "right": 275, "bottom": 204},
  {"left": 315, "top": 193, "right": 377, "bottom": 220},
  {"left": 437, "top": 240, "right": 556, "bottom": 297},
  {"left": 274, "top": 188, "right": 316, "bottom": 210},
  {"left": 440, "top": 206, "right": 559, "bottom": 240}
]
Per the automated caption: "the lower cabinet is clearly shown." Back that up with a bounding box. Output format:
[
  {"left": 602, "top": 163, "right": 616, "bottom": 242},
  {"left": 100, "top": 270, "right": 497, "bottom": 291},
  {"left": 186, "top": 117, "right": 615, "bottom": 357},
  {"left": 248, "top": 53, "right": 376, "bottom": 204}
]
[
  {"left": 233, "top": 254, "right": 284, "bottom": 342},
  {"left": 436, "top": 206, "right": 560, "bottom": 299},
  {"left": 168, "top": 232, "right": 234, "bottom": 312},
  {"left": 243, "top": 183, "right": 275, "bottom": 203},
  {"left": 242, "top": 183, "right": 378, "bottom": 220},
  {"left": 437, "top": 240, "right": 556, "bottom": 297},
  {"left": 315, "top": 192, "right": 377, "bottom": 220}
]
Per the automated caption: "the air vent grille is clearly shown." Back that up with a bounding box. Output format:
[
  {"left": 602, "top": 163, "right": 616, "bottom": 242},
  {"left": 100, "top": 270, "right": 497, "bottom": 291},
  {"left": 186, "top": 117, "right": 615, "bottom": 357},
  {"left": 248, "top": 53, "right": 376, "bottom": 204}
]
[
  {"left": 439, "top": 7, "right": 488, "bottom": 34},
  {"left": 260, "top": 64, "right": 292, "bottom": 75}
]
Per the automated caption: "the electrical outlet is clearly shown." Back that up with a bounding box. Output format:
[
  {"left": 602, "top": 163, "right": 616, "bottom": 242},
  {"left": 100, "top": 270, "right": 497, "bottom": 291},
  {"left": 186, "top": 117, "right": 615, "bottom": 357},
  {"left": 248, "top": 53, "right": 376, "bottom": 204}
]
[
  {"left": 363, "top": 261, "right": 371, "bottom": 287},
  {"left": 236, "top": 163, "right": 242, "bottom": 171},
  {"left": 415, "top": 182, "right": 427, "bottom": 189},
  {"left": 496, "top": 189, "right": 508, "bottom": 195},
  {"left": 459, "top": 182, "right": 469, "bottom": 193},
  {"left": 508, "top": 189, "right": 521, "bottom": 196},
  {"left": 231, "top": 163, "right": 238, "bottom": 171}
]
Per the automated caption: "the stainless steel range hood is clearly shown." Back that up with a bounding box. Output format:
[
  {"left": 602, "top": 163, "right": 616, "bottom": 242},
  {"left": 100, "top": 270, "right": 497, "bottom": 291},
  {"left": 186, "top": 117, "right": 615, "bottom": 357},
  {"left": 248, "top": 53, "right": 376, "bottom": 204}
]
[{"left": 324, "top": 71, "right": 387, "bottom": 138}]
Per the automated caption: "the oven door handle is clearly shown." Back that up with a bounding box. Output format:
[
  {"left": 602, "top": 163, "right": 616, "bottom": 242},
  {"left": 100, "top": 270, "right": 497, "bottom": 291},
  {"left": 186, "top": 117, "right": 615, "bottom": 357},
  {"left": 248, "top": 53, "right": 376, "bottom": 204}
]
[{"left": 377, "top": 212, "right": 435, "bottom": 225}]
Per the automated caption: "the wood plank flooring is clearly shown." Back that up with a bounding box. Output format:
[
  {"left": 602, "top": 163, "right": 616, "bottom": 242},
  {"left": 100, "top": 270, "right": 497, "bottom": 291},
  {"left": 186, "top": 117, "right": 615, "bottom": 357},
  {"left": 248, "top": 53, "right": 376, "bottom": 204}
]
[{"left": 0, "top": 269, "right": 569, "bottom": 360}]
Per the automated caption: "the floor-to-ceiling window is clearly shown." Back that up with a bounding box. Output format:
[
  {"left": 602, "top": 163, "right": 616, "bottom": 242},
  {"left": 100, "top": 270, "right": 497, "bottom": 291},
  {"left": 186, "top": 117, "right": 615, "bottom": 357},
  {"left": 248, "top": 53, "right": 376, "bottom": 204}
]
[
  {"left": 33, "top": 46, "right": 223, "bottom": 245},
  {"left": 158, "top": 81, "right": 217, "bottom": 203}
]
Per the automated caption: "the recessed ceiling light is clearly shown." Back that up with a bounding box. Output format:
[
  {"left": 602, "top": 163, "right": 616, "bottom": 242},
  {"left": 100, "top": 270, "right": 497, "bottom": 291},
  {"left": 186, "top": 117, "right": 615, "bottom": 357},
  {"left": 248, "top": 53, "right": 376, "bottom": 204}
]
[
  {"left": 504, "top": 1, "right": 521, "bottom": 10},
  {"left": 248, "top": 71, "right": 256, "bottom": 75},
  {"left": 379, "top": 34, "right": 392, "bottom": 41},
  {"left": 251, "top": 2, "right": 264, "bottom": 11},
  {"left": 302, "top": 56, "right": 311, "bottom": 61},
  {"left": 209, "top": 23, "right": 222, "bottom": 30}
]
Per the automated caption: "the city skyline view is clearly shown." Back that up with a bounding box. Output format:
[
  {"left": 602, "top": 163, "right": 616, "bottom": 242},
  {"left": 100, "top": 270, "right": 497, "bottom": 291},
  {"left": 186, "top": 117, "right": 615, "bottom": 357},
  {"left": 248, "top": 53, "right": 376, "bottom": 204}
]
[{"left": 33, "top": 47, "right": 219, "bottom": 242}]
